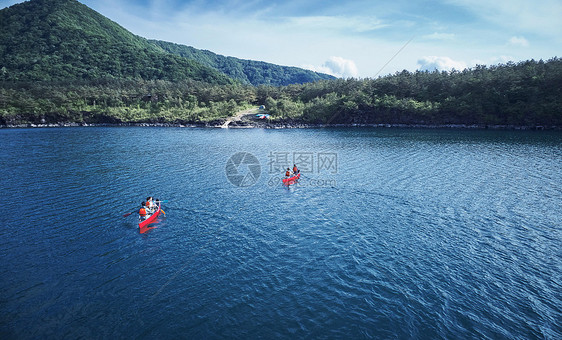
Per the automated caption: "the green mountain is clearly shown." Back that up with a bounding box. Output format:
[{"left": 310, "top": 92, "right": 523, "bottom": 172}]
[
  {"left": 0, "top": 0, "right": 333, "bottom": 85},
  {"left": 0, "top": 0, "right": 232, "bottom": 84},
  {"left": 150, "top": 40, "right": 335, "bottom": 86}
]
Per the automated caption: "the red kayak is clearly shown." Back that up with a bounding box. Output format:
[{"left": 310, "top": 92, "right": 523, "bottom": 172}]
[
  {"left": 139, "top": 202, "right": 161, "bottom": 233},
  {"left": 283, "top": 172, "right": 300, "bottom": 185}
]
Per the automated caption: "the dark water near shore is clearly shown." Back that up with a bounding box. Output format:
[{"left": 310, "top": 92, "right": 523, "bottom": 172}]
[{"left": 1, "top": 127, "right": 561, "bottom": 339}]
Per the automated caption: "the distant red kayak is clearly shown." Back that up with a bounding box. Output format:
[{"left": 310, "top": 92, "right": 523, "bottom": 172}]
[
  {"left": 139, "top": 202, "right": 161, "bottom": 233},
  {"left": 282, "top": 172, "right": 300, "bottom": 185}
]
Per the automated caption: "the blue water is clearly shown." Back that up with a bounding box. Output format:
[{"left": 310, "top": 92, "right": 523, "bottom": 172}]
[{"left": 1, "top": 127, "right": 561, "bottom": 339}]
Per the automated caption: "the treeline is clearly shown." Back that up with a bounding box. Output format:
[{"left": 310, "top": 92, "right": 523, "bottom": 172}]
[
  {"left": 1, "top": 58, "right": 561, "bottom": 127},
  {"left": 262, "top": 58, "right": 562, "bottom": 127},
  {"left": 0, "top": 78, "right": 255, "bottom": 125}
]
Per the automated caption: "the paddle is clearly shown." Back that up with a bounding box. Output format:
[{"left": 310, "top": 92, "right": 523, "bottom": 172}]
[
  {"left": 288, "top": 171, "right": 302, "bottom": 179},
  {"left": 123, "top": 210, "right": 136, "bottom": 217},
  {"left": 154, "top": 200, "right": 166, "bottom": 215}
]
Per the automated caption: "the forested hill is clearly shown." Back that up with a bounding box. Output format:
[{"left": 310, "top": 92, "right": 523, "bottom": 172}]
[
  {"left": 150, "top": 40, "right": 335, "bottom": 86},
  {"left": 0, "top": 0, "right": 232, "bottom": 83},
  {"left": 0, "top": 0, "right": 333, "bottom": 85}
]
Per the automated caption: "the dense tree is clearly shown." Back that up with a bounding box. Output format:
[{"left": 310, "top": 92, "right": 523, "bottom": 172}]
[
  {"left": 261, "top": 58, "right": 562, "bottom": 127},
  {"left": 1, "top": 59, "right": 561, "bottom": 127}
]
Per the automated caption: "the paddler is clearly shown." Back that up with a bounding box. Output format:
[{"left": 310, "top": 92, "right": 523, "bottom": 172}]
[
  {"left": 139, "top": 202, "right": 147, "bottom": 221},
  {"left": 293, "top": 164, "right": 299, "bottom": 174},
  {"left": 146, "top": 196, "right": 155, "bottom": 213},
  {"left": 285, "top": 167, "right": 293, "bottom": 177}
]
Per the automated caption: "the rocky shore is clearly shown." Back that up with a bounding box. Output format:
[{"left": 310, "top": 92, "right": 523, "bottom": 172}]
[
  {"left": 2, "top": 107, "right": 559, "bottom": 130},
  {"left": 1, "top": 120, "right": 558, "bottom": 130}
]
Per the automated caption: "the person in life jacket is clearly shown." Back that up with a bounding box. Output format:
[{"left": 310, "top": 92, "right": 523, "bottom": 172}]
[
  {"left": 139, "top": 202, "right": 147, "bottom": 220},
  {"left": 293, "top": 164, "right": 299, "bottom": 174},
  {"left": 146, "top": 196, "right": 154, "bottom": 213},
  {"left": 285, "top": 168, "right": 292, "bottom": 177}
]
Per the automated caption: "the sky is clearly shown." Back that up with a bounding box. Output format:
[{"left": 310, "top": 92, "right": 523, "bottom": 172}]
[{"left": 2, "top": 0, "right": 562, "bottom": 78}]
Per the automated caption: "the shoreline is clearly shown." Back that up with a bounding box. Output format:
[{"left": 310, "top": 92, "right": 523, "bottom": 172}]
[{"left": 1, "top": 121, "right": 559, "bottom": 130}]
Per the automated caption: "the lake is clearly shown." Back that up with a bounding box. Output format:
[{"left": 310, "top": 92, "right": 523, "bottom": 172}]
[{"left": 1, "top": 127, "right": 561, "bottom": 339}]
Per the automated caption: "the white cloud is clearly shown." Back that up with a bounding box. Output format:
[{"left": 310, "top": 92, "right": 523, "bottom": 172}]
[
  {"left": 304, "top": 56, "right": 359, "bottom": 78},
  {"left": 417, "top": 56, "right": 467, "bottom": 71},
  {"left": 508, "top": 36, "right": 529, "bottom": 47}
]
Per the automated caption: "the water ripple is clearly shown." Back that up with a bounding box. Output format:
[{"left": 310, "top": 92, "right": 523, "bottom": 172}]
[{"left": 1, "top": 128, "right": 561, "bottom": 339}]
